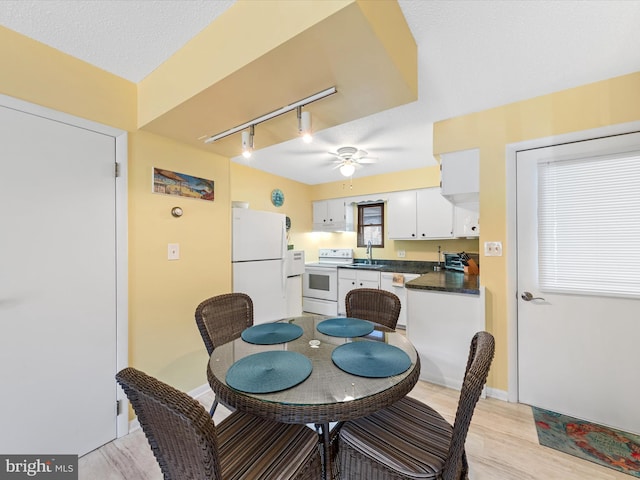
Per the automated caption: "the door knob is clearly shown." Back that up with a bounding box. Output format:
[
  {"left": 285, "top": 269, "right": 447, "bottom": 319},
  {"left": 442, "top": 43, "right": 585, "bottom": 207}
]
[{"left": 521, "top": 291, "right": 545, "bottom": 302}]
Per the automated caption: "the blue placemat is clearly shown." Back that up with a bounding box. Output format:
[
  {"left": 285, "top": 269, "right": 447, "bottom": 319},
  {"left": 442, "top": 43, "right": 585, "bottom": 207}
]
[
  {"left": 317, "top": 317, "right": 375, "bottom": 338},
  {"left": 331, "top": 342, "right": 412, "bottom": 378},
  {"left": 226, "top": 351, "right": 312, "bottom": 394},
  {"left": 241, "top": 323, "right": 303, "bottom": 345}
]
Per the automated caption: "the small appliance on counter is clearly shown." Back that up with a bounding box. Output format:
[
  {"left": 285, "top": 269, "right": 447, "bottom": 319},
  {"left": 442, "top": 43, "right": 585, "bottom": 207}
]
[{"left": 444, "top": 252, "right": 480, "bottom": 274}]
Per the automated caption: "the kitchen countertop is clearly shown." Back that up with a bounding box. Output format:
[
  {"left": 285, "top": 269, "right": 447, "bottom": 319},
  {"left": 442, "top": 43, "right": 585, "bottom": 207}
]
[
  {"left": 338, "top": 260, "right": 480, "bottom": 295},
  {"left": 405, "top": 270, "right": 480, "bottom": 295}
]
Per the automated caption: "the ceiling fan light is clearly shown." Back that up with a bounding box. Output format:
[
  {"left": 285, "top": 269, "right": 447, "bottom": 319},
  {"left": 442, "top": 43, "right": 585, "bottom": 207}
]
[{"left": 340, "top": 163, "right": 356, "bottom": 177}]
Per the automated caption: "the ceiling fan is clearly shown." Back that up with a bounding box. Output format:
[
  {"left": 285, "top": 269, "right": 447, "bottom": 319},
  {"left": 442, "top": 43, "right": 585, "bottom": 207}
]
[{"left": 329, "top": 146, "right": 377, "bottom": 177}]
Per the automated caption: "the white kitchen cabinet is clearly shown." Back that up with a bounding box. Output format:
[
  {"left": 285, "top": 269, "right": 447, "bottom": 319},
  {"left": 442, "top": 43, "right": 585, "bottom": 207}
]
[
  {"left": 387, "top": 188, "right": 454, "bottom": 240},
  {"left": 440, "top": 148, "right": 480, "bottom": 204},
  {"left": 406, "top": 287, "right": 485, "bottom": 390},
  {"left": 338, "top": 268, "right": 380, "bottom": 315},
  {"left": 453, "top": 202, "right": 480, "bottom": 238},
  {"left": 380, "top": 272, "right": 421, "bottom": 328},
  {"left": 312, "top": 199, "right": 354, "bottom": 232}
]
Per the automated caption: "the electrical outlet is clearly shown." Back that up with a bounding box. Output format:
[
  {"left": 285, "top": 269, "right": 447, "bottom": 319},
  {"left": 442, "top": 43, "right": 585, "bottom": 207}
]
[
  {"left": 168, "top": 243, "right": 180, "bottom": 260},
  {"left": 397, "top": 250, "right": 406, "bottom": 258},
  {"left": 484, "top": 241, "right": 502, "bottom": 257}
]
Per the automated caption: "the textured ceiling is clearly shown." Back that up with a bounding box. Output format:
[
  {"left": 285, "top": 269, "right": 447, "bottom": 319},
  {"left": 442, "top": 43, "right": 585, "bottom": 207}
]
[{"left": 2, "top": 0, "right": 640, "bottom": 184}]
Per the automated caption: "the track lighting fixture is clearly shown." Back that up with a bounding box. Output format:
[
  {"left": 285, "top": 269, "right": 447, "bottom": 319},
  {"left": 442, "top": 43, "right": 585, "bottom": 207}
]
[
  {"left": 297, "top": 106, "right": 312, "bottom": 143},
  {"left": 203, "top": 86, "right": 336, "bottom": 155},
  {"left": 241, "top": 125, "right": 254, "bottom": 158}
]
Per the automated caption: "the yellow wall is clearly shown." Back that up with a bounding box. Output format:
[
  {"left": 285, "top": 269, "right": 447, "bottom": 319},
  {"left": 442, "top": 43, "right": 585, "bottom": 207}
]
[
  {"left": 129, "top": 131, "right": 231, "bottom": 389},
  {"left": 0, "top": 26, "right": 136, "bottom": 131},
  {"left": 433, "top": 71, "right": 640, "bottom": 391}
]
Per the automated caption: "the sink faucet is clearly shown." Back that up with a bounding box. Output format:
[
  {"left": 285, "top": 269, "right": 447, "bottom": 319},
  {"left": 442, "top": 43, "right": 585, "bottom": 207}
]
[{"left": 366, "top": 240, "right": 373, "bottom": 264}]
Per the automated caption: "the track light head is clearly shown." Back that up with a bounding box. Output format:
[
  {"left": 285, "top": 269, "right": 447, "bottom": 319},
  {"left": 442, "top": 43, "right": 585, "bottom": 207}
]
[
  {"left": 241, "top": 128, "right": 254, "bottom": 158},
  {"left": 299, "top": 110, "right": 312, "bottom": 143}
]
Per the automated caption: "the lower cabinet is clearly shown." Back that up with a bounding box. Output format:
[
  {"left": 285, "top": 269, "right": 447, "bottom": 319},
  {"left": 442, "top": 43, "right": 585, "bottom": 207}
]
[
  {"left": 406, "top": 287, "right": 485, "bottom": 390},
  {"left": 337, "top": 269, "right": 380, "bottom": 316},
  {"left": 379, "top": 272, "right": 421, "bottom": 328}
]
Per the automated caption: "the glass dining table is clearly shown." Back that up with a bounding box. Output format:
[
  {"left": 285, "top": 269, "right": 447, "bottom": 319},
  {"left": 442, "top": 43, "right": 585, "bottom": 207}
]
[{"left": 207, "top": 314, "right": 421, "bottom": 480}]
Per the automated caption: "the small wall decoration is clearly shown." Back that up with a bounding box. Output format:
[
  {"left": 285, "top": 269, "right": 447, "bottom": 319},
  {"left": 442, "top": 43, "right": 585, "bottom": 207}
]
[
  {"left": 271, "top": 188, "right": 285, "bottom": 207},
  {"left": 153, "top": 168, "right": 214, "bottom": 201}
]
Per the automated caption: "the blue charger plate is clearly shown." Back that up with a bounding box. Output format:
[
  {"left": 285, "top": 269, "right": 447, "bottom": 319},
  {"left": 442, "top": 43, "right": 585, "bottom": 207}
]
[
  {"left": 226, "top": 351, "right": 312, "bottom": 394},
  {"left": 241, "top": 323, "right": 303, "bottom": 345},
  {"left": 316, "top": 317, "right": 375, "bottom": 338},
  {"left": 332, "top": 341, "right": 411, "bottom": 378}
]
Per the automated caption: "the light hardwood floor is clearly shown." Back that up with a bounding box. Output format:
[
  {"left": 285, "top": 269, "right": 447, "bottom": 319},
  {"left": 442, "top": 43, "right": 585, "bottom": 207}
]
[{"left": 80, "top": 381, "right": 629, "bottom": 479}]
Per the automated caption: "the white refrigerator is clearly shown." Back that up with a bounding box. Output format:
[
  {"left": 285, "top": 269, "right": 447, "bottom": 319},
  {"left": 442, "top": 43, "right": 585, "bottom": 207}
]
[{"left": 232, "top": 208, "right": 287, "bottom": 324}]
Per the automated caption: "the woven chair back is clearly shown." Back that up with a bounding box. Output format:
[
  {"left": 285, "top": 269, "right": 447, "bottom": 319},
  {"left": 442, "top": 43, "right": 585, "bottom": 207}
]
[
  {"left": 345, "top": 288, "right": 401, "bottom": 330},
  {"left": 116, "top": 367, "right": 222, "bottom": 480},
  {"left": 195, "top": 293, "right": 254, "bottom": 355},
  {"left": 442, "top": 331, "right": 495, "bottom": 480}
]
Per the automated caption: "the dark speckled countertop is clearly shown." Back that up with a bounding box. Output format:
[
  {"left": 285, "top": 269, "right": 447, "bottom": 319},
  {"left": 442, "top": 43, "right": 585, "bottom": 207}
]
[
  {"left": 339, "top": 259, "right": 480, "bottom": 295},
  {"left": 405, "top": 271, "right": 480, "bottom": 295}
]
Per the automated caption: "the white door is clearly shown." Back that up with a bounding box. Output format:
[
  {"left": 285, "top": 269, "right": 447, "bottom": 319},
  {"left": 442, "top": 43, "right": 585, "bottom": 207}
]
[
  {"left": 517, "top": 132, "right": 640, "bottom": 435},
  {"left": 0, "top": 100, "right": 121, "bottom": 454}
]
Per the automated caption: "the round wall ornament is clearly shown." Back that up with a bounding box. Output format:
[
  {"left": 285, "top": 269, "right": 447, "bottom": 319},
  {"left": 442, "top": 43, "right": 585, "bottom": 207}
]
[{"left": 271, "top": 188, "right": 285, "bottom": 207}]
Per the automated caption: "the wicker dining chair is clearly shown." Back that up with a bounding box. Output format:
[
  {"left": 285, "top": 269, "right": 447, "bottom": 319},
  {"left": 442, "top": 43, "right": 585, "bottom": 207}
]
[
  {"left": 116, "top": 367, "right": 322, "bottom": 480},
  {"left": 195, "top": 293, "right": 253, "bottom": 415},
  {"left": 345, "top": 288, "right": 402, "bottom": 330},
  {"left": 338, "top": 331, "right": 495, "bottom": 480}
]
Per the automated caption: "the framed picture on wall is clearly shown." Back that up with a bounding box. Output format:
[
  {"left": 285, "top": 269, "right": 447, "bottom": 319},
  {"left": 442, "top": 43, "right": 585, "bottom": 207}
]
[{"left": 152, "top": 167, "right": 214, "bottom": 201}]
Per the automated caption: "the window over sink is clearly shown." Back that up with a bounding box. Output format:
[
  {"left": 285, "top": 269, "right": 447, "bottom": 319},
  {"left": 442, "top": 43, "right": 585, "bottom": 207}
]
[{"left": 357, "top": 202, "right": 384, "bottom": 248}]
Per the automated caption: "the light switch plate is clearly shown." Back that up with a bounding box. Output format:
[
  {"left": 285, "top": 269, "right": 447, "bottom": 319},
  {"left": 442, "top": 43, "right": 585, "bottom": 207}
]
[
  {"left": 484, "top": 241, "right": 502, "bottom": 257},
  {"left": 168, "top": 243, "right": 180, "bottom": 260}
]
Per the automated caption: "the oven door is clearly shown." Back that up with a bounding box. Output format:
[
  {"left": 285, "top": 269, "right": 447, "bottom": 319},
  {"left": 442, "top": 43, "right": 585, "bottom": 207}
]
[{"left": 303, "top": 266, "right": 337, "bottom": 301}]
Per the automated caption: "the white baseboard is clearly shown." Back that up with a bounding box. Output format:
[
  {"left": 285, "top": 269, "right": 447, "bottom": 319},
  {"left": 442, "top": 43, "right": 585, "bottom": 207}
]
[
  {"left": 189, "top": 382, "right": 214, "bottom": 401},
  {"left": 486, "top": 387, "right": 509, "bottom": 402}
]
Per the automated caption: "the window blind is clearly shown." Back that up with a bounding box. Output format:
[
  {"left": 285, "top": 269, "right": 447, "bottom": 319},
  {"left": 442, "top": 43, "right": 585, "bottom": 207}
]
[{"left": 537, "top": 152, "right": 640, "bottom": 297}]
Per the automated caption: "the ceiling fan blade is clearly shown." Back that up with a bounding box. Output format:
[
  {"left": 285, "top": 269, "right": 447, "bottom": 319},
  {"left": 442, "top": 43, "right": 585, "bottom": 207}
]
[{"left": 358, "top": 158, "right": 377, "bottom": 164}]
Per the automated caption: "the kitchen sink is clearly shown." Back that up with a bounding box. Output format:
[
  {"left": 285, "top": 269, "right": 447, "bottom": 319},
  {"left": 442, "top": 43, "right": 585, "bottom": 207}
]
[{"left": 347, "top": 263, "right": 386, "bottom": 269}]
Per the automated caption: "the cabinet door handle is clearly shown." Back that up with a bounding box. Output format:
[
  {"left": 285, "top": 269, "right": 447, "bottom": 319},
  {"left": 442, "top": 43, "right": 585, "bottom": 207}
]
[
  {"left": 351, "top": 281, "right": 355, "bottom": 285},
  {"left": 411, "top": 233, "right": 416, "bottom": 237}
]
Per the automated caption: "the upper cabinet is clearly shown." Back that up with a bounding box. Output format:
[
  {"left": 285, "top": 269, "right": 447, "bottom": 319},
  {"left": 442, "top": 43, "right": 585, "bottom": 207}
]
[
  {"left": 440, "top": 148, "right": 479, "bottom": 205},
  {"left": 388, "top": 188, "right": 454, "bottom": 240},
  {"left": 453, "top": 202, "right": 480, "bottom": 238},
  {"left": 312, "top": 199, "right": 354, "bottom": 232}
]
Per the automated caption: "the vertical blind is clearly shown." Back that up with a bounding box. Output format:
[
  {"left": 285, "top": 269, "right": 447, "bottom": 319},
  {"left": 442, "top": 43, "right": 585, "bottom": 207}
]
[{"left": 537, "top": 152, "right": 640, "bottom": 297}]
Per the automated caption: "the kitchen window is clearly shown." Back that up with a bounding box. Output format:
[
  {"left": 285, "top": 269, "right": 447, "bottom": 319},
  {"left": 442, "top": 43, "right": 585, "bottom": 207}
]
[{"left": 357, "top": 202, "right": 384, "bottom": 248}]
